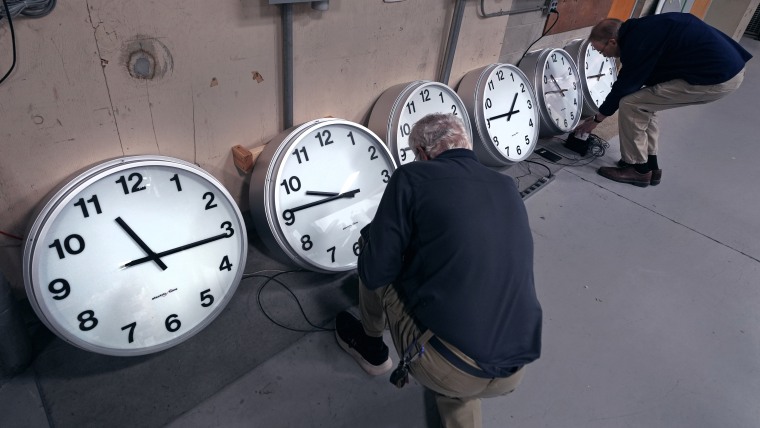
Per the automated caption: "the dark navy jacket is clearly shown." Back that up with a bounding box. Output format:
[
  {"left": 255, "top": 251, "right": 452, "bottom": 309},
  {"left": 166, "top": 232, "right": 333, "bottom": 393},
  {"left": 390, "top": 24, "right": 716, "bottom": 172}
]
[
  {"left": 358, "top": 149, "right": 542, "bottom": 376},
  {"left": 599, "top": 12, "right": 753, "bottom": 116}
]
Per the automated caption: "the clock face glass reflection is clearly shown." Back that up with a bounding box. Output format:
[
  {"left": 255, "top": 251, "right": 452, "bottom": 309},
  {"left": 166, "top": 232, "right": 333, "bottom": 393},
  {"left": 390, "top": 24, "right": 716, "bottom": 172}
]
[
  {"left": 481, "top": 65, "right": 539, "bottom": 162},
  {"left": 273, "top": 122, "right": 395, "bottom": 272},
  {"left": 541, "top": 50, "right": 582, "bottom": 132},
  {"left": 30, "top": 163, "right": 246, "bottom": 353},
  {"left": 394, "top": 82, "right": 467, "bottom": 165},
  {"left": 584, "top": 43, "right": 617, "bottom": 108}
]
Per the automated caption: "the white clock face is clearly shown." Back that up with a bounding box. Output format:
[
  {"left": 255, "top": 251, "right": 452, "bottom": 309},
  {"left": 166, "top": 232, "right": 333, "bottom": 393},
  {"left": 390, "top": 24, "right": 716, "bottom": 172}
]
[
  {"left": 479, "top": 64, "right": 539, "bottom": 163},
  {"left": 393, "top": 82, "right": 469, "bottom": 165},
  {"left": 24, "top": 157, "right": 247, "bottom": 356},
  {"left": 583, "top": 43, "right": 617, "bottom": 109},
  {"left": 540, "top": 49, "right": 582, "bottom": 133},
  {"left": 265, "top": 119, "right": 396, "bottom": 272}
]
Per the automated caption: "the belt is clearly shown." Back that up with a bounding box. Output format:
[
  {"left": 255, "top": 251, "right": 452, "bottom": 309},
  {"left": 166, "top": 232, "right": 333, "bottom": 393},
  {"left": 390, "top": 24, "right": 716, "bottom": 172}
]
[{"left": 427, "top": 335, "right": 521, "bottom": 379}]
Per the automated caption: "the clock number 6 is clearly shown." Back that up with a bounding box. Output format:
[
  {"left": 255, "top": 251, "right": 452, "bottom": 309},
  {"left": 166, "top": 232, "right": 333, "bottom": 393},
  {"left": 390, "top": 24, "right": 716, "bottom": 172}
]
[
  {"left": 165, "top": 314, "right": 181, "bottom": 332},
  {"left": 49, "top": 234, "right": 85, "bottom": 259}
]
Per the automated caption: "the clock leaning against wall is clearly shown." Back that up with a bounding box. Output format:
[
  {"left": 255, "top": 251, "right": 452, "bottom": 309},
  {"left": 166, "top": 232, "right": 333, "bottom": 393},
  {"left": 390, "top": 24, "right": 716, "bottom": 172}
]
[
  {"left": 249, "top": 118, "right": 396, "bottom": 274},
  {"left": 23, "top": 156, "right": 248, "bottom": 356},
  {"left": 564, "top": 38, "right": 618, "bottom": 117}
]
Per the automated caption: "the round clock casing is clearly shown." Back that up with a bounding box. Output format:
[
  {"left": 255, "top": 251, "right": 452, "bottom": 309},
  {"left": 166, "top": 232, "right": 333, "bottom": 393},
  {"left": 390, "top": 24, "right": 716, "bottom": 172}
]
[
  {"left": 249, "top": 118, "right": 396, "bottom": 274},
  {"left": 518, "top": 48, "right": 584, "bottom": 137},
  {"left": 23, "top": 156, "right": 248, "bottom": 356},
  {"left": 367, "top": 80, "right": 472, "bottom": 166},
  {"left": 564, "top": 38, "right": 618, "bottom": 117},
  {"left": 457, "top": 63, "right": 541, "bottom": 166}
]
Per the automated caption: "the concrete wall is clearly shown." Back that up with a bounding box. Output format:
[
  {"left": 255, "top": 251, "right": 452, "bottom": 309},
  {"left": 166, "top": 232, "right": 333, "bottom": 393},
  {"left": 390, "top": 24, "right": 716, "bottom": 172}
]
[
  {"left": 704, "top": 0, "right": 760, "bottom": 39},
  {"left": 0, "top": 0, "right": 756, "bottom": 293}
]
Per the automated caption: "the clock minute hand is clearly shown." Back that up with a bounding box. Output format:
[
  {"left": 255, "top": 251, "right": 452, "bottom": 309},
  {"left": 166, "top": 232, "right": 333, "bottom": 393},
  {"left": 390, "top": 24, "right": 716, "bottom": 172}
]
[
  {"left": 285, "top": 189, "right": 360, "bottom": 215},
  {"left": 550, "top": 74, "right": 566, "bottom": 97},
  {"left": 122, "top": 231, "right": 231, "bottom": 268},
  {"left": 115, "top": 217, "right": 168, "bottom": 270}
]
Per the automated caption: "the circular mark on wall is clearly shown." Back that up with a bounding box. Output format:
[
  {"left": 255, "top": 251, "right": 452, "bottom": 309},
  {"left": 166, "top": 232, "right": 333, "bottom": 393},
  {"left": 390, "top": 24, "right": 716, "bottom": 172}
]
[
  {"left": 128, "top": 50, "right": 156, "bottom": 79},
  {"left": 122, "top": 36, "right": 174, "bottom": 81}
]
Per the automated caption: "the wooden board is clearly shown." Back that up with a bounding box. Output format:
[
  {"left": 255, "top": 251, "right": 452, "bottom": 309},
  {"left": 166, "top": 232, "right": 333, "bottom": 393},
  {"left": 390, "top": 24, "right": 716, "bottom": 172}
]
[{"left": 545, "top": 0, "right": 614, "bottom": 35}]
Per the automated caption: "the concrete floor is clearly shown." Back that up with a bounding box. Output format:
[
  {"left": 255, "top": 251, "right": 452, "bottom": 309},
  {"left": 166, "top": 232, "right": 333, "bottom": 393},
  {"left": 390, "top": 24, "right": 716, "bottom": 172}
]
[{"left": 2, "top": 37, "right": 759, "bottom": 428}]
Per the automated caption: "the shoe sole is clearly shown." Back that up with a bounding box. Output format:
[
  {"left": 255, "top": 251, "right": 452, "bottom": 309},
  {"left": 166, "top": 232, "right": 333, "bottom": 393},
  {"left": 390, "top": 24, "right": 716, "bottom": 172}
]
[
  {"left": 335, "top": 329, "right": 393, "bottom": 376},
  {"left": 598, "top": 170, "right": 650, "bottom": 187}
]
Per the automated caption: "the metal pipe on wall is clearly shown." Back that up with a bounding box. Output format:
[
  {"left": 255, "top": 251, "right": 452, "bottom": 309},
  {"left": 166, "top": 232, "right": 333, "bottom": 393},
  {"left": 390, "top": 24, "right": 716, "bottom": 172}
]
[
  {"left": 438, "top": 0, "right": 467, "bottom": 85},
  {"left": 281, "top": 3, "right": 294, "bottom": 130}
]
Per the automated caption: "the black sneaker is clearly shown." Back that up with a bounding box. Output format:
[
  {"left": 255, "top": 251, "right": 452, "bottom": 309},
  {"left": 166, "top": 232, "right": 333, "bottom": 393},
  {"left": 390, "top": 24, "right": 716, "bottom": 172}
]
[{"left": 335, "top": 311, "right": 392, "bottom": 376}]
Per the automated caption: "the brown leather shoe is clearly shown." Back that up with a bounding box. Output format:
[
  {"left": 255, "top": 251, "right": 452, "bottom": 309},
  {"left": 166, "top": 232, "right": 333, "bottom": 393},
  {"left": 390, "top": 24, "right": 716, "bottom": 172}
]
[
  {"left": 598, "top": 166, "right": 652, "bottom": 187},
  {"left": 617, "top": 160, "right": 662, "bottom": 185},
  {"left": 649, "top": 169, "right": 662, "bottom": 186}
]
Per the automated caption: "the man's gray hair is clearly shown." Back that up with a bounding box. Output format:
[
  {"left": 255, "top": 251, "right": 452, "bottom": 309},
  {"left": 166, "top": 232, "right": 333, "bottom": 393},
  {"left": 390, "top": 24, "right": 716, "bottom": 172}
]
[
  {"left": 589, "top": 18, "right": 622, "bottom": 43},
  {"left": 408, "top": 113, "right": 472, "bottom": 159}
]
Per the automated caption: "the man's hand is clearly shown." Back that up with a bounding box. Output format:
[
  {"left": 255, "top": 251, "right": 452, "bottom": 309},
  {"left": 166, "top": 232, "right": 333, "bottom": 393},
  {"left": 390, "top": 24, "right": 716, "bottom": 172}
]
[{"left": 574, "top": 116, "right": 597, "bottom": 135}]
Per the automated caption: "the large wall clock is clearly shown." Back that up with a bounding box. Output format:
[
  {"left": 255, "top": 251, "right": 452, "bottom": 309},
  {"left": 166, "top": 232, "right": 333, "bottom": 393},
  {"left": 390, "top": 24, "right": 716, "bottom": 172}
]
[
  {"left": 518, "top": 48, "right": 583, "bottom": 137},
  {"left": 23, "top": 156, "right": 248, "bottom": 356},
  {"left": 564, "top": 38, "right": 618, "bottom": 117},
  {"left": 249, "top": 118, "right": 396, "bottom": 274},
  {"left": 367, "top": 80, "right": 472, "bottom": 166},
  {"left": 457, "top": 63, "right": 540, "bottom": 166}
]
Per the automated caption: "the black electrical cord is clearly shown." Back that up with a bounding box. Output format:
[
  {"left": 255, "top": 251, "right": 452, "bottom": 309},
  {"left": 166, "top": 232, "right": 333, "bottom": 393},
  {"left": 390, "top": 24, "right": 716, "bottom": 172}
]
[
  {"left": 0, "top": 0, "right": 17, "bottom": 85},
  {"left": 247, "top": 269, "right": 335, "bottom": 333},
  {"left": 517, "top": 10, "right": 560, "bottom": 65},
  {"left": 524, "top": 159, "right": 553, "bottom": 178}
]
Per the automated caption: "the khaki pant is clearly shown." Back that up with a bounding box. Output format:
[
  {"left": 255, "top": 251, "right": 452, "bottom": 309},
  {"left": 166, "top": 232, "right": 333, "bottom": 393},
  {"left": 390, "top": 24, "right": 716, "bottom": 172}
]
[
  {"left": 360, "top": 282, "right": 524, "bottom": 428},
  {"left": 618, "top": 69, "right": 745, "bottom": 164}
]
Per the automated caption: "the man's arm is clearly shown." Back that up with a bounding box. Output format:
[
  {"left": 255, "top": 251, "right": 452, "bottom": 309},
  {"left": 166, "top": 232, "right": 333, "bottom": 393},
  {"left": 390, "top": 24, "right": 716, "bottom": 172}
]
[{"left": 357, "top": 170, "right": 414, "bottom": 289}]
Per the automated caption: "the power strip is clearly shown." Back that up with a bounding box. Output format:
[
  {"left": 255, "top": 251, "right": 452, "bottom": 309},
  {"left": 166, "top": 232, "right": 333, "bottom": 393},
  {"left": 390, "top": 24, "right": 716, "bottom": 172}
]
[{"left": 520, "top": 176, "right": 554, "bottom": 200}]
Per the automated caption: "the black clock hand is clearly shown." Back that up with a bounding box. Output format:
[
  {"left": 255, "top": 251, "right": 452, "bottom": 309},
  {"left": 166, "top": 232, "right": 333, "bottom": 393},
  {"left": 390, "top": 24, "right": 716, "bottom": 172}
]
[
  {"left": 305, "top": 191, "right": 340, "bottom": 197},
  {"left": 550, "top": 74, "right": 566, "bottom": 97},
  {"left": 285, "top": 189, "right": 360, "bottom": 215},
  {"left": 122, "top": 231, "right": 231, "bottom": 268},
  {"left": 486, "top": 92, "right": 520, "bottom": 127},
  {"left": 486, "top": 94, "right": 521, "bottom": 124},
  {"left": 115, "top": 217, "right": 168, "bottom": 270}
]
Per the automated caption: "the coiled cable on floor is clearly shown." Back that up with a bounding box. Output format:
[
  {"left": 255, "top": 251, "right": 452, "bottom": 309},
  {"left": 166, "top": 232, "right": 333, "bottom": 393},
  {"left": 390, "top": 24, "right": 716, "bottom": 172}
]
[{"left": 0, "top": 0, "right": 55, "bottom": 19}]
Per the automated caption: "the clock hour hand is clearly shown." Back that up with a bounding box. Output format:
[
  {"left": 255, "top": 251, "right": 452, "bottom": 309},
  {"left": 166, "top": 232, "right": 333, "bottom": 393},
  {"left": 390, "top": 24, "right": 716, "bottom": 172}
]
[
  {"left": 549, "top": 74, "right": 566, "bottom": 97},
  {"left": 115, "top": 217, "right": 168, "bottom": 270},
  {"left": 282, "top": 189, "right": 360, "bottom": 223},
  {"left": 122, "top": 230, "right": 231, "bottom": 268},
  {"left": 586, "top": 73, "right": 607, "bottom": 80}
]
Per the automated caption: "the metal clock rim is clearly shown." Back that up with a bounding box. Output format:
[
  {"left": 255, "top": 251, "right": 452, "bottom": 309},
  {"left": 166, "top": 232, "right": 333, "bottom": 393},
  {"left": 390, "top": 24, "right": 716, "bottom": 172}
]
[
  {"left": 23, "top": 155, "right": 248, "bottom": 357},
  {"left": 261, "top": 118, "right": 395, "bottom": 274},
  {"left": 522, "top": 48, "right": 584, "bottom": 136},
  {"left": 564, "top": 38, "right": 617, "bottom": 116},
  {"left": 460, "top": 63, "right": 540, "bottom": 165}
]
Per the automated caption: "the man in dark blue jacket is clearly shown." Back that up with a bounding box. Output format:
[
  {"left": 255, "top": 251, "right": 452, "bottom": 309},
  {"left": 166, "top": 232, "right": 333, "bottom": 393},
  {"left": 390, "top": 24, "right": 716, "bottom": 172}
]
[
  {"left": 335, "top": 113, "right": 542, "bottom": 427},
  {"left": 575, "top": 13, "right": 752, "bottom": 187}
]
